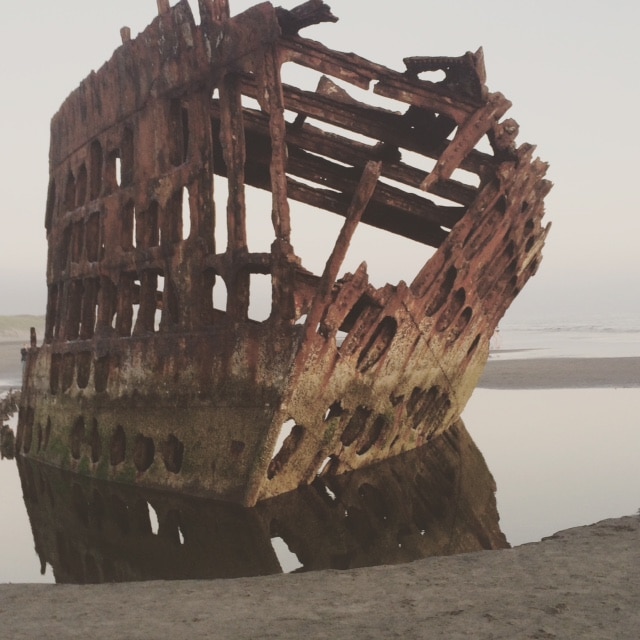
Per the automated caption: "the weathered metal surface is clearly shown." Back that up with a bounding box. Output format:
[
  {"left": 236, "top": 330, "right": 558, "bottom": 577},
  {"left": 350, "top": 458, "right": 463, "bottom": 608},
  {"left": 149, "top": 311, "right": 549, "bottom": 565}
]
[
  {"left": 18, "top": 419, "right": 507, "bottom": 583},
  {"left": 18, "top": 0, "right": 551, "bottom": 505}
]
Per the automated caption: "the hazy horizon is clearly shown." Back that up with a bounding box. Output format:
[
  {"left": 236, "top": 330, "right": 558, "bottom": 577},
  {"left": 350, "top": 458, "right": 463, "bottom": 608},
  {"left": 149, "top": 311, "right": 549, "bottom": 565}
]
[{"left": 2, "top": 0, "right": 638, "bottom": 324}]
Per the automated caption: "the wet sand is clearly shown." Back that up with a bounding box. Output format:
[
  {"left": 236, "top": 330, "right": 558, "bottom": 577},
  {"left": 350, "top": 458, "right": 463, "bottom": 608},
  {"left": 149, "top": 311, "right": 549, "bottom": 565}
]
[
  {"left": 480, "top": 356, "right": 640, "bottom": 389},
  {"left": 1, "top": 354, "right": 639, "bottom": 637},
  {"left": 0, "top": 516, "right": 638, "bottom": 639}
]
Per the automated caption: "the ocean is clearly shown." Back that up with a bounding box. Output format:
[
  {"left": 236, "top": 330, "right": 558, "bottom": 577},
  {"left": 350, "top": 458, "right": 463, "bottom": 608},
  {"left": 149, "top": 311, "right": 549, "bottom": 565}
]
[{"left": 491, "top": 313, "right": 640, "bottom": 359}]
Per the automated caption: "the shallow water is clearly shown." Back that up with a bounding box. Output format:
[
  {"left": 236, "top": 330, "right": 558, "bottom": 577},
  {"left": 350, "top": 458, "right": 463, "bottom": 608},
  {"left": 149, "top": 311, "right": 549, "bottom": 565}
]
[{"left": 464, "top": 387, "right": 640, "bottom": 546}]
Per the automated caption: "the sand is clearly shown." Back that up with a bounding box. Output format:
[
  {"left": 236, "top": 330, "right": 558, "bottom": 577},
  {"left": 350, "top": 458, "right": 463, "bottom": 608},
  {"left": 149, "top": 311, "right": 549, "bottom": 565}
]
[
  {"left": 0, "top": 515, "right": 638, "bottom": 639},
  {"left": 480, "top": 356, "right": 640, "bottom": 389},
  {"left": 1, "top": 355, "right": 639, "bottom": 637}
]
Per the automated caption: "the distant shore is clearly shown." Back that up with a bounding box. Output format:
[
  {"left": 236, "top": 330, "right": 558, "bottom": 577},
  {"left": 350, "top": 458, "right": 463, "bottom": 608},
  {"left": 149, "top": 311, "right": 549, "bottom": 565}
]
[
  {"left": 479, "top": 355, "right": 640, "bottom": 389},
  {"left": 0, "top": 515, "right": 638, "bottom": 639}
]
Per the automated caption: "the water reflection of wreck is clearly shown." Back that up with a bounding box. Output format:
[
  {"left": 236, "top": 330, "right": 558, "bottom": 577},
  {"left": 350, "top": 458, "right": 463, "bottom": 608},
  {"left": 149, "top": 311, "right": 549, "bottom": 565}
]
[
  {"left": 18, "top": 0, "right": 550, "bottom": 505},
  {"left": 19, "top": 420, "right": 507, "bottom": 583}
]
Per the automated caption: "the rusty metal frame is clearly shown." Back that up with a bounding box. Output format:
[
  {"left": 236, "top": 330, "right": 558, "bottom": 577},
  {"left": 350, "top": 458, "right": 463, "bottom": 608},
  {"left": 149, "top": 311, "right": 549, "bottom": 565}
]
[{"left": 19, "top": 0, "right": 550, "bottom": 505}]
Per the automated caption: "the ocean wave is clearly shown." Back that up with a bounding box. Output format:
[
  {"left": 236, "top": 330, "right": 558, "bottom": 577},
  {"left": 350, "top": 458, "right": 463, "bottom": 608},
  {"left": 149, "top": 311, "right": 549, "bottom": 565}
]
[
  {"left": 502, "top": 322, "right": 639, "bottom": 334},
  {"left": 536, "top": 326, "right": 638, "bottom": 334}
]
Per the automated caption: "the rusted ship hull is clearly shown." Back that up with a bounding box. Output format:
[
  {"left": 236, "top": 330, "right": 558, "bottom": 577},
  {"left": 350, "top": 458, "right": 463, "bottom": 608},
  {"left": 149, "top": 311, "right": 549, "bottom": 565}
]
[{"left": 18, "top": 0, "right": 550, "bottom": 506}]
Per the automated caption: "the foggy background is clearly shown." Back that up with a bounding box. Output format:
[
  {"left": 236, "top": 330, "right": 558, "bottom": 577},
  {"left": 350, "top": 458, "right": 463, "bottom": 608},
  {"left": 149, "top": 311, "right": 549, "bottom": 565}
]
[{"left": 1, "top": 0, "right": 638, "bottom": 325}]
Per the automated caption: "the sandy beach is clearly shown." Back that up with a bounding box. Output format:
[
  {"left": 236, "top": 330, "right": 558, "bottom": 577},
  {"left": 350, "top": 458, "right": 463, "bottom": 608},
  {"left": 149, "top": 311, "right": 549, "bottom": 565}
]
[
  {"left": 1, "top": 348, "right": 639, "bottom": 638},
  {"left": 480, "top": 356, "right": 640, "bottom": 389},
  {"left": 0, "top": 515, "right": 638, "bottom": 639}
]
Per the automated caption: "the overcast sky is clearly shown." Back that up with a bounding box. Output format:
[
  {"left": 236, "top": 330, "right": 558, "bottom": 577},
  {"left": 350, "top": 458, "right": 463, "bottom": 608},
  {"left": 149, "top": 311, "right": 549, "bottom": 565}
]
[{"left": 1, "top": 0, "right": 638, "bottom": 325}]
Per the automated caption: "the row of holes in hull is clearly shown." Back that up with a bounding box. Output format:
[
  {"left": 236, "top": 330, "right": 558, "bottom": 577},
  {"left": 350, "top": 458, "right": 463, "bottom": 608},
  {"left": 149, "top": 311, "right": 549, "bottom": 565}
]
[
  {"left": 268, "top": 384, "right": 452, "bottom": 480},
  {"left": 19, "top": 411, "right": 184, "bottom": 475}
]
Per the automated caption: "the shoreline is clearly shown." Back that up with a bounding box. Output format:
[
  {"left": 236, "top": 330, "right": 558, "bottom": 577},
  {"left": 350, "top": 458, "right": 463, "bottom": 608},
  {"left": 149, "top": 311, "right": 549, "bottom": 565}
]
[
  {"left": 480, "top": 355, "right": 640, "bottom": 389},
  {"left": 1, "top": 515, "right": 638, "bottom": 639}
]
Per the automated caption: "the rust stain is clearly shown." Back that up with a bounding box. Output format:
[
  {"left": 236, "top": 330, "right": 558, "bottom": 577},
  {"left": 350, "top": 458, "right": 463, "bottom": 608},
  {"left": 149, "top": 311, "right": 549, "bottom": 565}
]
[{"left": 19, "top": 0, "right": 551, "bottom": 506}]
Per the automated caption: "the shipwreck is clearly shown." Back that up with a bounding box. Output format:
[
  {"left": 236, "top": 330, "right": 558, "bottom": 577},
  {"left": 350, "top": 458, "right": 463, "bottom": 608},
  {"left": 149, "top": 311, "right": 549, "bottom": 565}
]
[{"left": 18, "top": 0, "right": 551, "bottom": 506}]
